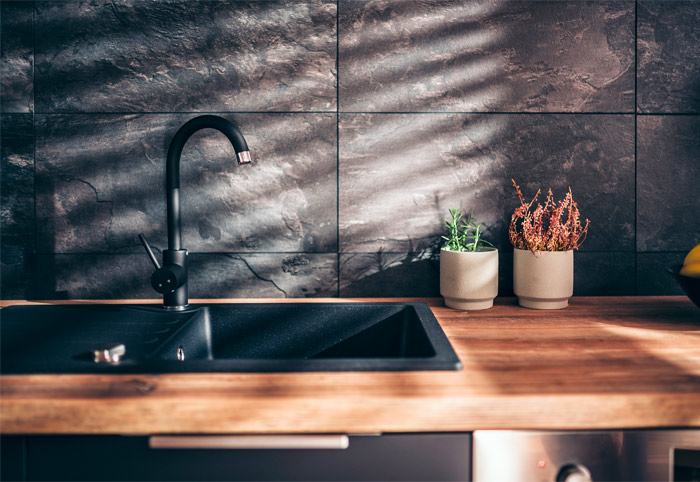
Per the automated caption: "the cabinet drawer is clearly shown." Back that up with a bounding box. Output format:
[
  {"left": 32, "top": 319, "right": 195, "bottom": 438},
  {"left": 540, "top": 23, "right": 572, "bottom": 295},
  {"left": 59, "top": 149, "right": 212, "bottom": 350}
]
[
  {"left": 27, "top": 433, "right": 471, "bottom": 481},
  {"left": 1, "top": 436, "right": 25, "bottom": 481}
]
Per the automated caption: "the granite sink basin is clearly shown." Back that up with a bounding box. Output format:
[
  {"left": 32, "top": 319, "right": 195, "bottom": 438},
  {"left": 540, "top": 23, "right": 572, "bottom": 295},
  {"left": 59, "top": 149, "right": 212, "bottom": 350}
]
[{"left": 0, "top": 302, "right": 461, "bottom": 373}]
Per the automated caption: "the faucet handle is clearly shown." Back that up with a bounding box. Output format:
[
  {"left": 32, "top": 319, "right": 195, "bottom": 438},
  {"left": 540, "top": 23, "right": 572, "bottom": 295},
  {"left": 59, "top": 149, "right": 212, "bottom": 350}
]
[{"left": 138, "top": 233, "right": 161, "bottom": 270}]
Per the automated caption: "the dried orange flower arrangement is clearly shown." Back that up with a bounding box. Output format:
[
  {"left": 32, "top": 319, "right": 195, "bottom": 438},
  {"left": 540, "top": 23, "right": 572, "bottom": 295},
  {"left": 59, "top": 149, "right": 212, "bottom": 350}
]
[{"left": 509, "top": 179, "right": 590, "bottom": 253}]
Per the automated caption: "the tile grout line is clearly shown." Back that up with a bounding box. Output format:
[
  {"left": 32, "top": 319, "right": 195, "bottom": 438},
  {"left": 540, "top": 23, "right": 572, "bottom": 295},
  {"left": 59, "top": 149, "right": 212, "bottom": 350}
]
[
  {"left": 636, "top": 112, "right": 700, "bottom": 116},
  {"left": 29, "top": 111, "right": 700, "bottom": 116},
  {"left": 35, "top": 252, "right": 347, "bottom": 256},
  {"left": 32, "top": 111, "right": 339, "bottom": 115},
  {"left": 37, "top": 250, "right": 660, "bottom": 256},
  {"left": 634, "top": 0, "right": 639, "bottom": 295},
  {"left": 336, "top": 0, "right": 340, "bottom": 298},
  {"left": 32, "top": 0, "right": 38, "bottom": 299}
]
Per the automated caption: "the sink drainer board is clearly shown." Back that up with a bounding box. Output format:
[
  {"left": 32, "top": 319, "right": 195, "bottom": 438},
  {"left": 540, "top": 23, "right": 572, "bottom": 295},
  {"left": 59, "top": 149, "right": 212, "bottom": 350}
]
[{"left": 0, "top": 302, "right": 461, "bottom": 373}]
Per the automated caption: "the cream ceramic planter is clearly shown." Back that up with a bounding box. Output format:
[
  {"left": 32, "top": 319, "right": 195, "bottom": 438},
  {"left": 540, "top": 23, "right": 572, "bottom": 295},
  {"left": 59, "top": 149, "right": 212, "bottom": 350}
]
[
  {"left": 440, "top": 247, "right": 498, "bottom": 310},
  {"left": 513, "top": 248, "right": 573, "bottom": 309}
]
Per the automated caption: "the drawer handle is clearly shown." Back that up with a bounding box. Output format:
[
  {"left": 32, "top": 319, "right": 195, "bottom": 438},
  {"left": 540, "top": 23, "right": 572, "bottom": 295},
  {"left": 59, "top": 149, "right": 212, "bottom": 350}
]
[{"left": 149, "top": 435, "right": 349, "bottom": 450}]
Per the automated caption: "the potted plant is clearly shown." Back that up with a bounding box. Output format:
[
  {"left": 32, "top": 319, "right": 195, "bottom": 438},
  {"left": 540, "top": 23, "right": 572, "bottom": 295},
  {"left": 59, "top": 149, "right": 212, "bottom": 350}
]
[
  {"left": 440, "top": 209, "right": 498, "bottom": 310},
  {"left": 509, "top": 179, "right": 590, "bottom": 309}
]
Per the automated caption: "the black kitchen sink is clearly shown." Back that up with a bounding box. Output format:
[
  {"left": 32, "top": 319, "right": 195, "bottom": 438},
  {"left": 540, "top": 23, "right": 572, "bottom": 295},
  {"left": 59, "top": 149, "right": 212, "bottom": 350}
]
[{"left": 0, "top": 303, "right": 461, "bottom": 373}]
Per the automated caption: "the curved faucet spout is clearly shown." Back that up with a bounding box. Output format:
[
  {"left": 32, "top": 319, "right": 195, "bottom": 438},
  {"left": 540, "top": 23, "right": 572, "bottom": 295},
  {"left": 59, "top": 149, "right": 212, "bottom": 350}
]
[{"left": 166, "top": 115, "right": 251, "bottom": 251}]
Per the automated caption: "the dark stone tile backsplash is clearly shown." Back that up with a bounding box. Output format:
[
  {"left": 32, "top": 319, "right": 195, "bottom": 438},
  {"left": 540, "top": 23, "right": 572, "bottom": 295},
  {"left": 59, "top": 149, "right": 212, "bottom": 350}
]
[
  {"left": 0, "top": 2, "right": 33, "bottom": 113},
  {"left": 339, "top": 113, "right": 634, "bottom": 253},
  {"left": 339, "top": 252, "right": 440, "bottom": 298},
  {"left": 34, "top": 0, "right": 337, "bottom": 112},
  {"left": 36, "top": 253, "right": 337, "bottom": 300},
  {"left": 636, "top": 252, "right": 686, "bottom": 296},
  {"left": 1, "top": 114, "right": 36, "bottom": 299},
  {"left": 637, "top": 115, "right": 700, "bottom": 252},
  {"left": 1, "top": 0, "right": 699, "bottom": 299},
  {"left": 35, "top": 113, "right": 337, "bottom": 254},
  {"left": 339, "top": 0, "right": 634, "bottom": 112},
  {"left": 637, "top": 1, "right": 700, "bottom": 113}
]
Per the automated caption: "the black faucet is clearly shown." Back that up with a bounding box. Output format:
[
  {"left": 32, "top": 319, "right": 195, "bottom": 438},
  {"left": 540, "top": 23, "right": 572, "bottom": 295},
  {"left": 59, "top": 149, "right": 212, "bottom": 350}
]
[{"left": 139, "top": 115, "right": 252, "bottom": 310}]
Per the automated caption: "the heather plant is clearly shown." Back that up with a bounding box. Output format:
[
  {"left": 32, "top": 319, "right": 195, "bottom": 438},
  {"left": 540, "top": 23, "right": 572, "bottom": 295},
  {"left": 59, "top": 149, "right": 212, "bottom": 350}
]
[
  {"left": 509, "top": 179, "right": 590, "bottom": 252},
  {"left": 442, "top": 209, "right": 495, "bottom": 252}
]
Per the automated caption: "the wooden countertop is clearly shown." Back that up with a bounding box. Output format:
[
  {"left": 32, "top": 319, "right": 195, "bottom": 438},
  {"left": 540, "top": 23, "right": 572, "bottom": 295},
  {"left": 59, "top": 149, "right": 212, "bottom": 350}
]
[{"left": 1, "top": 297, "right": 699, "bottom": 434}]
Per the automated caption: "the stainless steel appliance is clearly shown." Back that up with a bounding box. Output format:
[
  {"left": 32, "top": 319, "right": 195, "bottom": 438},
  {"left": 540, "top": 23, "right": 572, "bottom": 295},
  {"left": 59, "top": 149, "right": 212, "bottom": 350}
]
[{"left": 474, "top": 430, "right": 700, "bottom": 481}]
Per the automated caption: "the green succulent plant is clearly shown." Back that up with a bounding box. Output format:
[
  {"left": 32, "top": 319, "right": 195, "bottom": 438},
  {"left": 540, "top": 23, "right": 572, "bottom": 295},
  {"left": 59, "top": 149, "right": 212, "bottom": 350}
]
[{"left": 442, "top": 208, "right": 495, "bottom": 252}]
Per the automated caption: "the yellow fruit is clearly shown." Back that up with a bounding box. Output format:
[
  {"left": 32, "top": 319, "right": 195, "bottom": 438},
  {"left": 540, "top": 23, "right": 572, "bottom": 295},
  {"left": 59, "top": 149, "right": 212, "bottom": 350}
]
[
  {"left": 680, "top": 262, "right": 700, "bottom": 278},
  {"left": 684, "top": 244, "right": 700, "bottom": 266}
]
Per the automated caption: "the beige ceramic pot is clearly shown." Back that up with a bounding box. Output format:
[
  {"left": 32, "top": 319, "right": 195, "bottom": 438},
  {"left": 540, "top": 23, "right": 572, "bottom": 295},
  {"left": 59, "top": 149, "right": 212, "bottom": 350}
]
[
  {"left": 513, "top": 248, "right": 573, "bottom": 309},
  {"left": 440, "top": 247, "right": 498, "bottom": 310}
]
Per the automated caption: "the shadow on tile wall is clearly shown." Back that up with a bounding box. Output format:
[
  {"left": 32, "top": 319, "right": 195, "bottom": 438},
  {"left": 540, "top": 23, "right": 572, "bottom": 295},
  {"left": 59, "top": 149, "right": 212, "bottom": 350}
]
[{"left": 1, "top": 0, "right": 698, "bottom": 300}]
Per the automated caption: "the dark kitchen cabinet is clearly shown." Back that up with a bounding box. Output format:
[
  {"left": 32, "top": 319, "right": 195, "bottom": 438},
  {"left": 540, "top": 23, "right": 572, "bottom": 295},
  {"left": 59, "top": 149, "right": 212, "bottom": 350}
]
[
  {"left": 16, "top": 433, "right": 471, "bottom": 481},
  {"left": 1, "top": 436, "right": 25, "bottom": 481}
]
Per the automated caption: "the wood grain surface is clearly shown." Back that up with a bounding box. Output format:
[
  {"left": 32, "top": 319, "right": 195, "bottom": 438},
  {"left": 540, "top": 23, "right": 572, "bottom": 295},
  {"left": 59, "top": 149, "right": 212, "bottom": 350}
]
[{"left": 1, "top": 297, "right": 699, "bottom": 434}]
